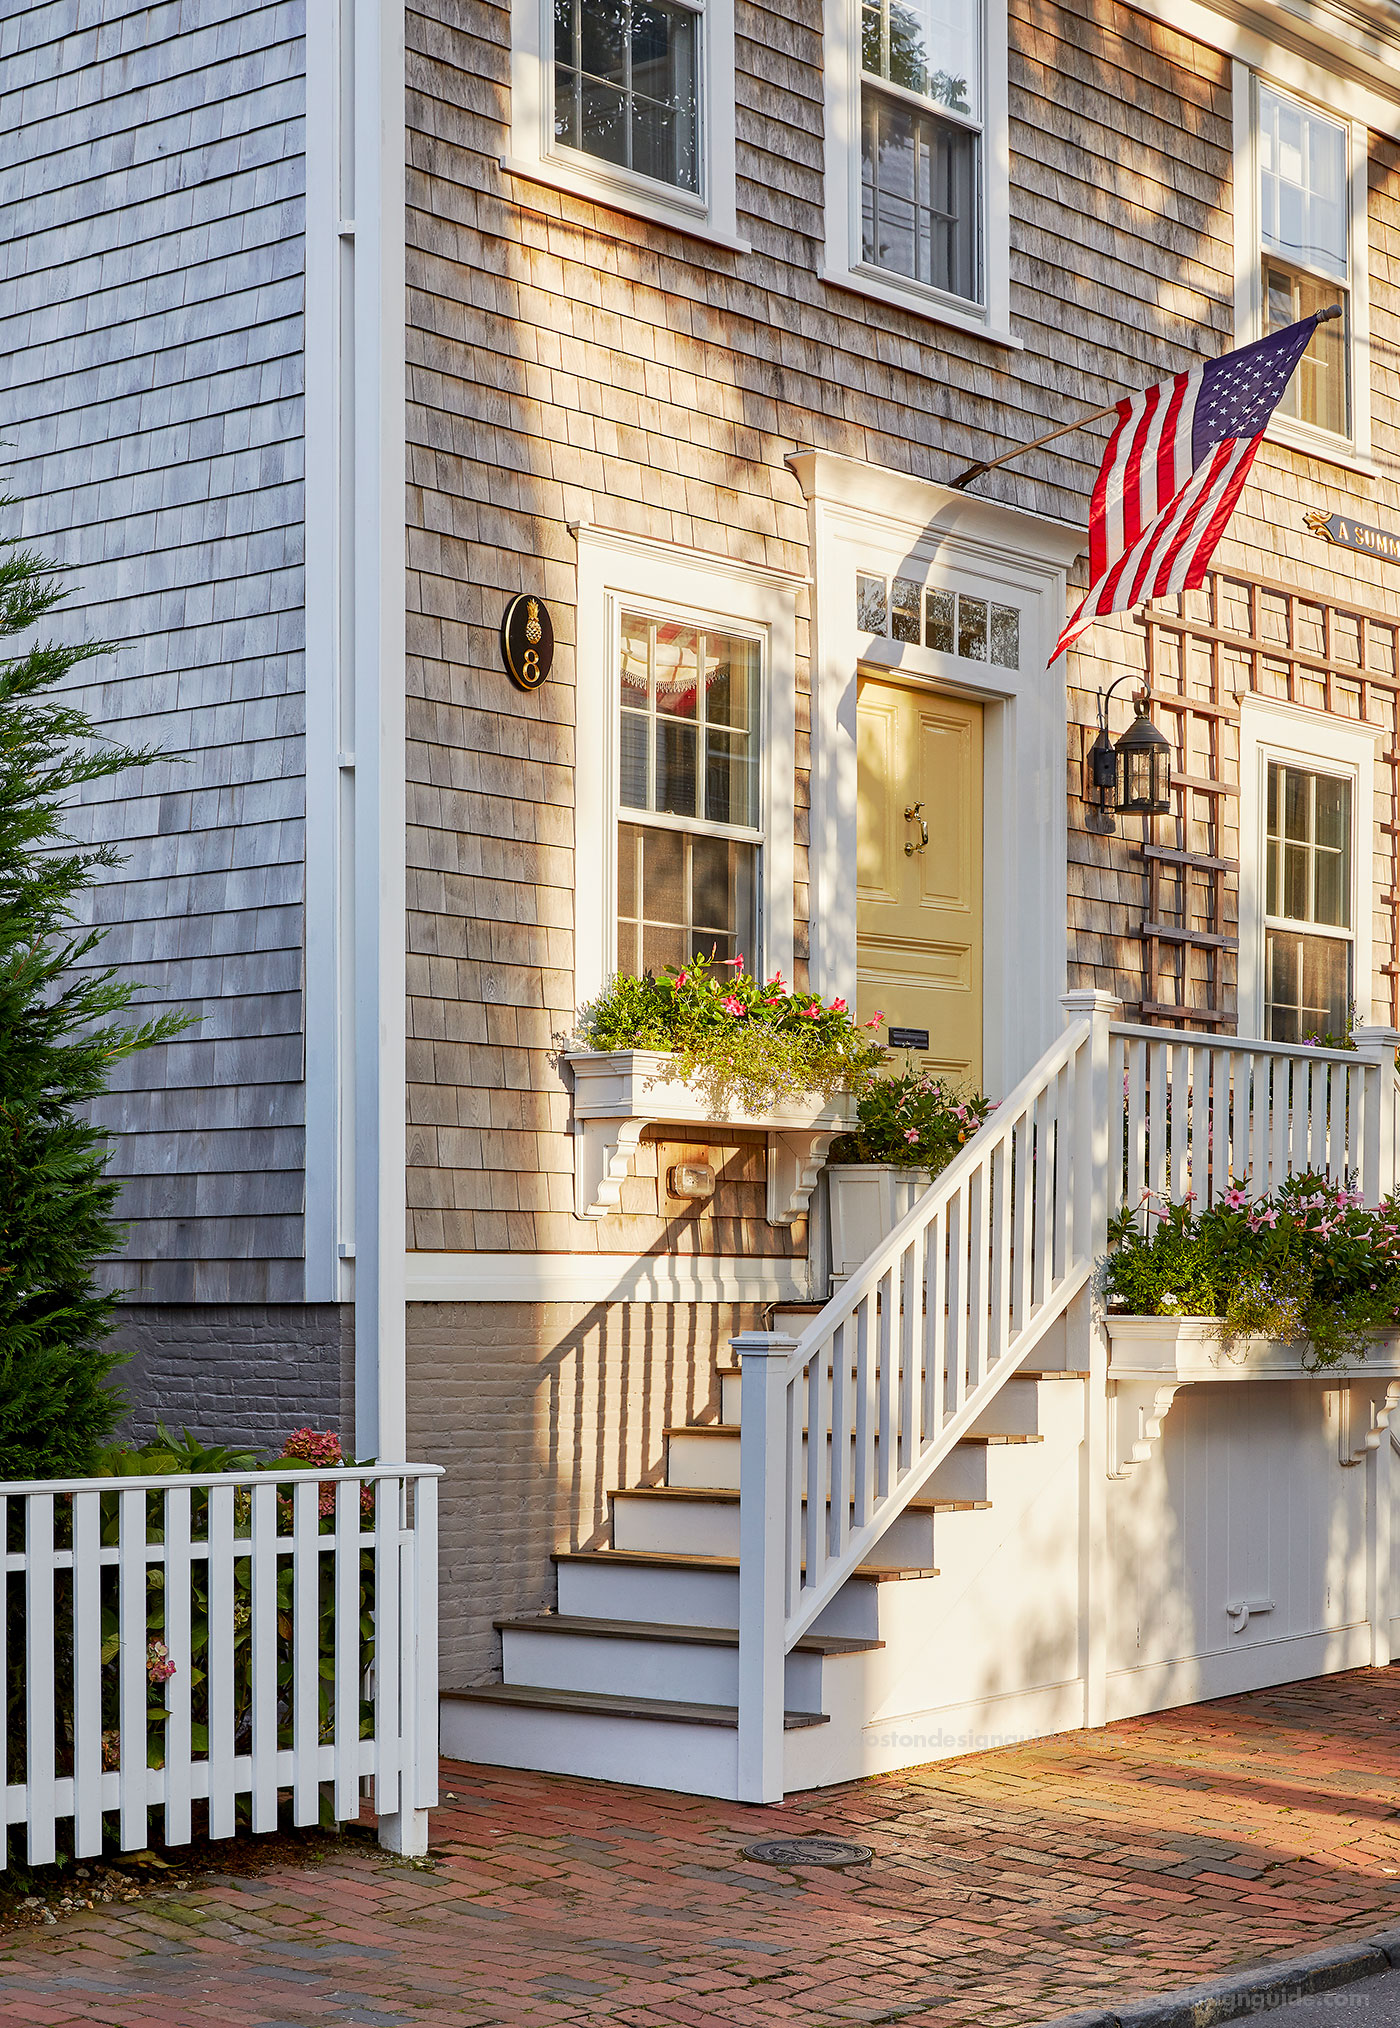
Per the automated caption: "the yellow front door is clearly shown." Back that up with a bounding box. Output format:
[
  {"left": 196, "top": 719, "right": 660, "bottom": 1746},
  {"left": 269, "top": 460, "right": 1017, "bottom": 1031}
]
[{"left": 856, "top": 678, "right": 983, "bottom": 1089}]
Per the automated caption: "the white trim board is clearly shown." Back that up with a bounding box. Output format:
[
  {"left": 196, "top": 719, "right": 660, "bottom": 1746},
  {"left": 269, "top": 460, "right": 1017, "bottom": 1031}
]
[
  {"left": 573, "top": 524, "right": 798, "bottom": 1012},
  {"left": 788, "top": 449, "right": 1081, "bottom": 1096},
  {"left": 1237, "top": 697, "right": 1380, "bottom": 1033},
  {"left": 404, "top": 1253, "right": 810, "bottom": 1305}
]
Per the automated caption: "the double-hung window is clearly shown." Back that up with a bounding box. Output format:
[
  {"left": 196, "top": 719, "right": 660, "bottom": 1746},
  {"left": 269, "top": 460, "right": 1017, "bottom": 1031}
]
[
  {"left": 824, "top": 0, "right": 1009, "bottom": 337},
  {"left": 509, "top": 0, "right": 741, "bottom": 244},
  {"left": 1263, "top": 762, "right": 1352, "bottom": 1043},
  {"left": 1235, "top": 67, "right": 1368, "bottom": 459},
  {"left": 616, "top": 611, "right": 763, "bottom": 973}
]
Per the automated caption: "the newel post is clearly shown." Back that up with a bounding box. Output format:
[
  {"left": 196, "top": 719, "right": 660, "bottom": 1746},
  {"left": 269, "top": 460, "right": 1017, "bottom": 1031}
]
[
  {"left": 733, "top": 1331, "right": 796, "bottom": 1806},
  {"left": 1353, "top": 1026, "right": 1400, "bottom": 1204},
  {"left": 1060, "top": 990, "right": 1120, "bottom": 1733}
]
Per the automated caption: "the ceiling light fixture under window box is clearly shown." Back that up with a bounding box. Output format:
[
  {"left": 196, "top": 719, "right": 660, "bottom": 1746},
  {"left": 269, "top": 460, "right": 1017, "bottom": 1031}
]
[{"left": 566, "top": 1050, "right": 858, "bottom": 1223}]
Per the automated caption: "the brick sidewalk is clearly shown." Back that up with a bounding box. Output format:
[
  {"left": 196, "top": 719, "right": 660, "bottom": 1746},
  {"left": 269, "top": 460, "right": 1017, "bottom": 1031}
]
[{"left": 4, "top": 1670, "right": 1400, "bottom": 2026}]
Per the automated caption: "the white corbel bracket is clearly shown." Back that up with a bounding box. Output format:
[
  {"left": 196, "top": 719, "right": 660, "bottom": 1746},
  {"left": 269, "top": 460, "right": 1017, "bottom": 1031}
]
[
  {"left": 567, "top": 1051, "right": 857, "bottom": 1224},
  {"left": 1338, "top": 1379, "right": 1400, "bottom": 1466},
  {"left": 1107, "top": 1379, "right": 1183, "bottom": 1479}
]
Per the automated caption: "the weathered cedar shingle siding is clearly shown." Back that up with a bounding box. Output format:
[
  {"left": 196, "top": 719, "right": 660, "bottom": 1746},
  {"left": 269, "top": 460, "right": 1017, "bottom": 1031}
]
[{"left": 0, "top": 0, "right": 308, "bottom": 1300}]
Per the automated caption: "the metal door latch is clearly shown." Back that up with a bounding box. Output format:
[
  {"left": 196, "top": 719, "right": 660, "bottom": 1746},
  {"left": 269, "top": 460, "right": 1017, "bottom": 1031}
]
[{"left": 904, "top": 803, "right": 928, "bottom": 855}]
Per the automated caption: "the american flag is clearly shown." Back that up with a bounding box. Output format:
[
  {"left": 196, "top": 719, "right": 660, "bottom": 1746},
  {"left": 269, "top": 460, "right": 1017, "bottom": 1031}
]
[{"left": 1051, "top": 316, "right": 1323, "bottom": 663}]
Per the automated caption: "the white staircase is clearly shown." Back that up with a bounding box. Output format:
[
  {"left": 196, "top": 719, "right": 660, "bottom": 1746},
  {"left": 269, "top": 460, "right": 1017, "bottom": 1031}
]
[
  {"left": 442, "top": 998, "right": 1400, "bottom": 1802},
  {"left": 441, "top": 1301, "right": 1089, "bottom": 1797}
]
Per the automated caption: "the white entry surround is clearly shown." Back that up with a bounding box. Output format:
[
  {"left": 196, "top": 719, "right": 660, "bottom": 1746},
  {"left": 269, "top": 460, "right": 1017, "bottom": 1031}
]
[{"left": 788, "top": 451, "right": 1084, "bottom": 1096}]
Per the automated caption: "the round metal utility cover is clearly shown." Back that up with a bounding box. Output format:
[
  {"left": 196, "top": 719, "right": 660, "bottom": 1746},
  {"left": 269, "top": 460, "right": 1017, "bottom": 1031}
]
[{"left": 741, "top": 1836, "right": 873, "bottom": 1869}]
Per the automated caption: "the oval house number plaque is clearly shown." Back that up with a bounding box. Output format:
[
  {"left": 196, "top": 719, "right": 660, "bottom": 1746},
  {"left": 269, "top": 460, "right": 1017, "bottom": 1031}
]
[{"left": 501, "top": 594, "right": 555, "bottom": 690}]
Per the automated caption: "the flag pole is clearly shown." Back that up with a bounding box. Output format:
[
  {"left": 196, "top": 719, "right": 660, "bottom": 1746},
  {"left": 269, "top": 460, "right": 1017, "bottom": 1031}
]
[{"left": 949, "top": 305, "right": 1343, "bottom": 493}]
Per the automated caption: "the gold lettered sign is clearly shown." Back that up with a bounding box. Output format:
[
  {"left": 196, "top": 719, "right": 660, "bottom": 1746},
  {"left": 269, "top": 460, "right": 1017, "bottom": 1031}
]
[
  {"left": 1304, "top": 508, "right": 1400, "bottom": 564},
  {"left": 500, "top": 595, "right": 555, "bottom": 690}
]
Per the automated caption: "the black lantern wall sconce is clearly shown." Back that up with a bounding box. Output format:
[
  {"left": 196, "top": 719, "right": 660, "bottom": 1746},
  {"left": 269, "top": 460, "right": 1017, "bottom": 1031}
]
[{"left": 1086, "top": 674, "right": 1174, "bottom": 828}]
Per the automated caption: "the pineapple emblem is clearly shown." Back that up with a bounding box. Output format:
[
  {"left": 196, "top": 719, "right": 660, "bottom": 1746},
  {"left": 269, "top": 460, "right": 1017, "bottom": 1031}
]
[{"left": 525, "top": 599, "right": 542, "bottom": 645}]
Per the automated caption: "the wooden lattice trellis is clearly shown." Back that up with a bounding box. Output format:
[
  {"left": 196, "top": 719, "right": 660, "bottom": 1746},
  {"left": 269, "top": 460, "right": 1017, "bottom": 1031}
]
[{"left": 1130, "top": 569, "right": 1400, "bottom": 1029}]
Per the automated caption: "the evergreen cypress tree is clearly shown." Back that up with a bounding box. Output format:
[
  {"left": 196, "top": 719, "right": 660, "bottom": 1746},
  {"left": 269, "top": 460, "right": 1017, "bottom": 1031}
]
[{"left": 0, "top": 504, "right": 187, "bottom": 1478}]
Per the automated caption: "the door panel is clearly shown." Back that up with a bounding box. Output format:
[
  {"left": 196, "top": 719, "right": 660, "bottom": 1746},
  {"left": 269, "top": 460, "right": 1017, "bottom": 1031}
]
[{"left": 856, "top": 678, "right": 983, "bottom": 1088}]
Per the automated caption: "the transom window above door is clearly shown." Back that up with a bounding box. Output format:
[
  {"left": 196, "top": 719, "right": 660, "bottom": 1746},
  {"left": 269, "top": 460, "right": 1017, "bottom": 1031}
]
[
  {"left": 616, "top": 611, "right": 763, "bottom": 974},
  {"left": 1264, "top": 760, "right": 1352, "bottom": 1042},
  {"left": 857, "top": 570, "right": 1019, "bottom": 669},
  {"left": 859, "top": 0, "right": 984, "bottom": 305}
]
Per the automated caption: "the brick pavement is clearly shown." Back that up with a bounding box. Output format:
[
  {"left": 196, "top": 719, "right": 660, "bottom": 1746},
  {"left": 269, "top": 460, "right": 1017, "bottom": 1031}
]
[{"left": 4, "top": 1670, "right": 1400, "bottom": 2026}]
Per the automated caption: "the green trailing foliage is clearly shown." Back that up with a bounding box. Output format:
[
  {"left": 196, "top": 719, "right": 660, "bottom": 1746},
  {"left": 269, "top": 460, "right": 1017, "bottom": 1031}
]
[
  {"left": 1103, "top": 1170, "right": 1400, "bottom": 1366},
  {"left": 830, "top": 1067, "right": 994, "bottom": 1171},
  {"left": 570, "top": 951, "right": 888, "bottom": 1113},
  {"left": 0, "top": 504, "right": 188, "bottom": 1479}
]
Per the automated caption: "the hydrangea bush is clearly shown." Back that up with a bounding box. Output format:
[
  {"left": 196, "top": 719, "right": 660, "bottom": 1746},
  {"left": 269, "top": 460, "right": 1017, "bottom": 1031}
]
[
  {"left": 569, "top": 952, "right": 887, "bottom": 1114},
  {"left": 1102, "top": 1170, "right": 1400, "bottom": 1366},
  {"left": 830, "top": 1068, "right": 993, "bottom": 1171}
]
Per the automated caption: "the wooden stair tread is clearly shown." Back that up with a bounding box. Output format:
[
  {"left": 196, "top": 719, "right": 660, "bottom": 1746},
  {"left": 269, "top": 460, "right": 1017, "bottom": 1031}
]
[
  {"left": 610, "top": 1484, "right": 991, "bottom": 1514},
  {"left": 552, "top": 1547, "right": 938, "bottom": 1580},
  {"left": 667, "top": 1422, "right": 1042, "bottom": 1447},
  {"left": 442, "top": 1682, "right": 828, "bottom": 1730},
  {"left": 494, "top": 1613, "right": 882, "bottom": 1656}
]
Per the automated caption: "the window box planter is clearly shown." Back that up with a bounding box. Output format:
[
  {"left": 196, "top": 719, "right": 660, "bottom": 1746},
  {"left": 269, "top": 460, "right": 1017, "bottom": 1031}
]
[
  {"left": 826, "top": 1163, "right": 935, "bottom": 1282},
  {"left": 565, "top": 1049, "right": 858, "bottom": 1223},
  {"left": 1104, "top": 1315, "right": 1400, "bottom": 1477}
]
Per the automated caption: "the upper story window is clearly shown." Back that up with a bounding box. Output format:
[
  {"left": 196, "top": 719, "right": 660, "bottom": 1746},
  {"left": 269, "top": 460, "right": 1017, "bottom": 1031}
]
[
  {"left": 859, "top": 0, "right": 982, "bottom": 303},
  {"left": 508, "top": 0, "right": 741, "bottom": 246},
  {"left": 1264, "top": 761, "right": 1352, "bottom": 1042},
  {"left": 553, "top": 0, "right": 701, "bottom": 195},
  {"left": 1259, "top": 85, "right": 1349, "bottom": 437},
  {"left": 822, "top": 0, "right": 1011, "bottom": 342},
  {"left": 616, "top": 612, "right": 763, "bottom": 972},
  {"left": 1234, "top": 65, "right": 1369, "bottom": 463}
]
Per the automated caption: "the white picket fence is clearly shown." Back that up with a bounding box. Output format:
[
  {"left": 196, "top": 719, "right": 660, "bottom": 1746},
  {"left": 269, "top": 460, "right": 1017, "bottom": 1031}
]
[
  {"left": 734, "top": 997, "right": 1400, "bottom": 1801},
  {"left": 2, "top": 1462, "right": 441, "bottom": 1864}
]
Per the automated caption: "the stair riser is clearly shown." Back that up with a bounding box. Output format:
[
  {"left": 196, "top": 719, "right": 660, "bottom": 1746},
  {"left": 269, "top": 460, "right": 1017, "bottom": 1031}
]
[
  {"left": 609, "top": 1492, "right": 938, "bottom": 1567},
  {"left": 441, "top": 1698, "right": 740, "bottom": 1799},
  {"left": 666, "top": 1429, "right": 990, "bottom": 1501},
  {"left": 554, "top": 1556, "right": 884, "bottom": 1639},
  {"left": 499, "top": 1628, "right": 825, "bottom": 1706},
  {"left": 719, "top": 1370, "right": 1055, "bottom": 1433}
]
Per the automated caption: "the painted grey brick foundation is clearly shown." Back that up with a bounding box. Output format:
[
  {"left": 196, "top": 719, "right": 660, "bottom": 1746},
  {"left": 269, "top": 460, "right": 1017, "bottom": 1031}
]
[{"left": 111, "top": 1305, "right": 354, "bottom": 1455}]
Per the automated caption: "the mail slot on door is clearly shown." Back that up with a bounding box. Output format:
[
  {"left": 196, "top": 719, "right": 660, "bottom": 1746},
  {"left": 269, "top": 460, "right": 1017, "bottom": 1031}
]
[{"left": 887, "top": 1027, "right": 931, "bottom": 1051}]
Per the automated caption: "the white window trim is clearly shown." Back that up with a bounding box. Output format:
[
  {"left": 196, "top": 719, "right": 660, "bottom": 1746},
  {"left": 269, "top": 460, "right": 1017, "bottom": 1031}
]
[
  {"left": 1232, "top": 58, "right": 1373, "bottom": 471},
  {"left": 507, "top": 0, "right": 746, "bottom": 251},
  {"left": 572, "top": 524, "right": 800, "bottom": 1010},
  {"left": 1238, "top": 699, "right": 1379, "bottom": 1038},
  {"left": 820, "top": 0, "right": 1016, "bottom": 347}
]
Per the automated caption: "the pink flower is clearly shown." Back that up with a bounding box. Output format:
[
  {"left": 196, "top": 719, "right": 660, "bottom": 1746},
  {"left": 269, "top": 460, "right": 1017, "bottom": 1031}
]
[
  {"left": 800, "top": 1003, "right": 820, "bottom": 1018},
  {"left": 1224, "top": 1188, "right": 1248, "bottom": 1210},
  {"left": 147, "top": 1640, "right": 176, "bottom": 1686},
  {"left": 831, "top": 997, "right": 848, "bottom": 1013},
  {"left": 764, "top": 997, "right": 782, "bottom": 1005},
  {"left": 720, "top": 995, "right": 746, "bottom": 1016},
  {"left": 904, "top": 1127, "right": 919, "bottom": 1143},
  {"left": 673, "top": 971, "right": 688, "bottom": 988},
  {"left": 723, "top": 954, "right": 744, "bottom": 968},
  {"left": 866, "top": 1011, "right": 885, "bottom": 1028}
]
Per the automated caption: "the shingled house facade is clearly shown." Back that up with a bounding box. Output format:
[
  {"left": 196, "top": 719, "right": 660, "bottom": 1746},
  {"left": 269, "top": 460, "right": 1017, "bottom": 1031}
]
[{"left": 10, "top": 0, "right": 1400, "bottom": 1793}]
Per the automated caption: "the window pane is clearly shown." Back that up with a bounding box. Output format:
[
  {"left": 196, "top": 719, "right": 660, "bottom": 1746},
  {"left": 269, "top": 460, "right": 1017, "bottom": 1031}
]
[
  {"left": 1315, "top": 774, "right": 1349, "bottom": 851},
  {"left": 620, "top": 613, "right": 650, "bottom": 707},
  {"left": 642, "top": 825, "right": 685, "bottom": 925},
  {"left": 1259, "top": 84, "right": 1347, "bottom": 282},
  {"left": 1283, "top": 768, "right": 1309, "bottom": 841},
  {"left": 861, "top": 0, "right": 980, "bottom": 121},
  {"left": 857, "top": 572, "right": 888, "bottom": 633},
  {"left": 618, "top": 821, "right": 640, "bottom": 918},
  {"left": 1283, "top": 841, "right": 1308, "bottom": 922},
  {"left": 653, "top": 624, "right": 698, "bottom": 719},
  {"left": 989, "top": 603, "right": 1019, "bottom": 669},
  {"left": 642, "top": 923, "right": 688, "bottom": 972},
  {"left": 1266, "top": 931, "right": 1350, "bottom": 1043},
  {"left": 705, "top": 729, "right": 757, "bottom": 827},
  {"left": 1265, "top": 263, "right": 1347, "bottom": 435},
  {"left": 926, "top": 586, "right": 955, "bottom": 653},
  {"left": 861, "top": 87, "right": 980, "bottom": 304},
  {"left": 891, "top": 576, "right": 922, "bottom": 643},
  {"left": 957, "top": 594, "right": 988, "bottom": 661},
  {"left": 705, "top": 633, "right": 758, "bottom": 730},
  {"left": 620, "top": 712, "right": 649, "bottom": 808},
  {"left": 655, "top": 718, "right": 697, "bottom": 815},
  {"left": 553, "top": 0, "right": 699, "bottom": 193}
]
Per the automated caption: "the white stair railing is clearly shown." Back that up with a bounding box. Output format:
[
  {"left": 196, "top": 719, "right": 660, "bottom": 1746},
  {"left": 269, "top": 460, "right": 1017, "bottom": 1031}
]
[
  {"left": 734, "top": 990, "right": 1118, "bottom": 1802},
  {"left": 1111, "top": 1021, "right": 1400, "bottom": 1213}
]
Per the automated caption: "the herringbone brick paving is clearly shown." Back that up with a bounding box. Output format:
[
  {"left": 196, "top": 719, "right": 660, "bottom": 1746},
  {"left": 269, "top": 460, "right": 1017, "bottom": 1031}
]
[{"left": 4, "top": 1670, "right": 1400, "bottom": 2025}]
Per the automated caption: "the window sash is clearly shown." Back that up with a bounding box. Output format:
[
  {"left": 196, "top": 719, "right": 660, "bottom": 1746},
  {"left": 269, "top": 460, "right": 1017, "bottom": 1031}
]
[
  {"left": 859, "top": 82, "right": 982, "bottom": 304},
  {"left": 551, "top": 0, "right": 706, "bottom": 196}
]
